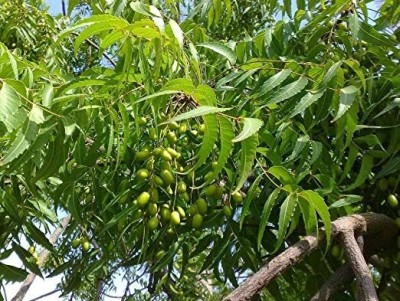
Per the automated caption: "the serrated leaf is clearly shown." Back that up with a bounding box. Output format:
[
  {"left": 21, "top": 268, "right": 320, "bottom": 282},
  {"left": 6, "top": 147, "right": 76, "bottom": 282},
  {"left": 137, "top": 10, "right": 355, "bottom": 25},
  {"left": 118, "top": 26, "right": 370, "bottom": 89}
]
[
  {"left": 233, "top": 134, "right": 258, "bottom": 193},
  {"left": 268, "top": 166, "right": 296, "bottom": 185},
  {"left": 289, "top": 90, "right": 325, "bottom": 119},
  {"left": 258, "top": 188, "right": 280, "bottom": 250},
  {"left": 197, "top": 42, "right": 237, "bottom": 64},
  {"left": 169, "top": 19, "right": 184, "bottom": 48},
  {"left": 232, "top": 118, "right": 263, "bottom": 143},
  {"left": 257, "top": 69, "right": 291, "bottom": 97},
  {"left": 74, "top": 22, "right": 118, "bottom": 53},
  {"left": 299, "top": 190, "right": 331, "bottom": 251},
  {"left": 298, "top": 197, "right": 317, "bottom": 235},
  {"left": 322, "top": 61, "right": 342, "bottom": 85},
  {"left": 193, "top": 114, "right": 219, "bottom": 169},
  {"left": 345, "top": 155, "right": 373, "bottom": 191},
  {"left": 0, "top": 263, "right": 28, "bottom": 282},
  {"left": 267, "top": 77, "right": 308, "bottom": 105},
  {"left": 332, "top": 86, "right": 358, "bottom": 123},
  {"left": 273, "top": 193, "right": 298, "bottom": 253},
  {"left": 374, "top": 98, "right": 400, "bottom": 119},
  {"left": 239, "top": 174, "right": 263, "bottom": 229},
  {"left": 164, "top": 106, "right": 230, "bottom": 124},
  {"left": 329, "top": 195, "right": 363, "bottom": 209},
  {"left": 0, "top": 82, "right": 22, "bottom": 132},
  {"left": 208, "top": 116, "right": 234, "bottom": 182},
  {"left": 130, "top": 1, "right": 153, "bottom": 17}
]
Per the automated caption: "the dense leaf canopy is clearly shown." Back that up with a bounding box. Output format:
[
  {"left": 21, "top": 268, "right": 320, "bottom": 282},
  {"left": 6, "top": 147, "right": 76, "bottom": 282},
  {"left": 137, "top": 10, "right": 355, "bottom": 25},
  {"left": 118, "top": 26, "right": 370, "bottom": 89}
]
[{"left": 0, "top": 0, "right": 399, "bottom": 300}]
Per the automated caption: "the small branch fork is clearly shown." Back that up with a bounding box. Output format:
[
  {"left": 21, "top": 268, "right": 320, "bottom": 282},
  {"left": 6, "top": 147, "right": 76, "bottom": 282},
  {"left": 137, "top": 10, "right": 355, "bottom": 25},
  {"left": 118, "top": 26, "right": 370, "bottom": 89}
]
[{"left": 223, "top": 213, "right": 399, "bottom": 301}]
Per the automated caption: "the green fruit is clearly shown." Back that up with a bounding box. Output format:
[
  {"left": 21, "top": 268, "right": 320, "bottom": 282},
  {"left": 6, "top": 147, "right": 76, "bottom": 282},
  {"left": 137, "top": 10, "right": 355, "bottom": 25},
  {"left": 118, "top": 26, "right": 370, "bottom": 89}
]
[
  {"left": 148, "top": 217, "right": 159, "bottom": 230},
  {"left": 167, "top": 131, "right": 177, "bottom": 144},
  {"left": 331, "top": 245, "right": 341, "bottom": 258},
  {"left": 160, "top": 205, "right": 171, "bottom": 222},
  {"left": 215, "top": 187, "right": 224, "bottom": 199},
  {"left": 72, "top": 239, "right": 81, "bottom": 249},
  {"left": 82, "top": 240, "right": 90, "bottom": 252},
  {"left": 232, "top": 191, "right": 243, "bottom": 203},
  {"left": 138, "top": 116, "right": 147, "bottom": 125},
  {"left": 204, "top": 185, "right": 217, "bottom": 197},
  {"left": 169, "top": 121, "right": 180, "bottom": 130},
  {"left": 137, "top": 192, "right": 151, "bottom": 208},
  {"left": 179, "top": 123, "right": 187, "bottom": 134},
  {"left": 149, "top": 128, "right": 158, "bottom": 140},
  {"left": 133, "top": 209, "right": 143, "bottom": 219},
  {"left": 378, "top": 178, "right": 389, "bottom": 191},
  {"left": 166, "top": 147, "right": 180, "bottom": 158},
  {"left": 118, "top": 179, "right": 130, "bottom": 191},
  {"left": 149, "top": 187, "right": 159, "bottom": 203},
  {"left": 177, "top": 181, "right": 187, "bottom": 193},
  {"left": 192, "top": 214, "right": 203, "bottom": 229},
  {"left": 180, "top": 191, "right": 190, "bottom": 202},
  {"left": 135, "top": 150, "right": 150, "bottom": 161},
  {"left": 160, "top": 149, "right": 173, "bottom": 161},
  {"left": 176, "top": 206, "right": 186, "bottom": 218},
  {"left": 28, "top": 246, "right": 35, "bottom": 255},
  {"left": 211, "top": 161, "right": 218, "bottom": 170},
  {"left": 195, "top": 198, "right": 208, "bottom": 214},
  {"left": 171, "top": 211, "right": 181, "bottom": 225},
  {"left": 166, "top": 186, "right": 174, "bottom": 194},
  {"left": 222, "top": 205, "right": 232, "bottom": 217},
  {"left": 188, "top": 205, "right": 197, "bottom": 216},
  {"left": 161, "top": 169, "right": 174, "bottom": 185},
  {"left": 338, "top": 21, "right": 347, "bottom": 31},
  {"left": 148, "top": 203, "right": 158, "bottom": 216},
  {"left": 153, "top": 147, "right": 162, "bottom": 156},
  {"left": 388, "top": 194, "right": 398, "bottom": 208},
  {"left": 198, "top": 123, "right": 206, "bottom": 133},
  {"left": 204, "top": 171, "right": 214, "bottom": 182},
  {"left": 145, "top": 158, "right": 155, "bottom": 171},
  {"left": 153, "top": 176, "right": 164, "bottom": 186},
  {"left": 136, "top": 168, "right": 149, "bottom": 180}
]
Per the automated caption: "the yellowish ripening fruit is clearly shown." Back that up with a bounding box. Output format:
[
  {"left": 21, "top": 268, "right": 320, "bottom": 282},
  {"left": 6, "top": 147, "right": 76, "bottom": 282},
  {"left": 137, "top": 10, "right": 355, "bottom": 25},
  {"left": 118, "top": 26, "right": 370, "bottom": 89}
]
[
  {"left": 177, "top": 181, "right": 187, "bottom": 193},
  {"left": 148, "top": 217, "right": 159, "bottom": 230},
  {"left": 135, "top": 150, "right": 150, "bottom": 161},
  {"left": 136, "top": 169, "right": 149, "bottom": 180},
  {"left": 161, "top": 169, "right": 174, "bottom": 185},
  {"left": 232, "top": 191, "right": 243, "bottom": 203},
  {"left": 137, "top": 192, "right": 151, "bottom": 208},
  {"left": 160, "top": 149, "right": 173, "bottom": 161},
  {"left": 82, "top": 240, "right": 90, "bottom": 252},
  {"left": 170, "top": 211, "right": 181, "bottom": 225},
  {"left": 388, "top": 194, "right": 398, "bottom": 208}
]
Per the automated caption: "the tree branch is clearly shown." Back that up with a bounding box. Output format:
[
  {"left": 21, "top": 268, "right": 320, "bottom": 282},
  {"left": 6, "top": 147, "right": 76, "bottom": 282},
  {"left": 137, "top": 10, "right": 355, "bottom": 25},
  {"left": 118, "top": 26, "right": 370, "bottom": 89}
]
[
  {"left": 11, "top": 215, "right": 72, "bottom": 301},
  {"left": 223, "top": 213, "right": 398, "bottom": 301}
]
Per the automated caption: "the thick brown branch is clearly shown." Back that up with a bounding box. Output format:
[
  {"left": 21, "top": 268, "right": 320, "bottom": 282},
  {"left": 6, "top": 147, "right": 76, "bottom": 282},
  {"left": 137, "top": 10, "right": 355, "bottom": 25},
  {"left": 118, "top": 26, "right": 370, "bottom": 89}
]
[
  {"left": 11, "top": 215, "right": 71, "bottom": 301},
  {"left": 223, "top": 213, "right": 398, "bottom": 301}
]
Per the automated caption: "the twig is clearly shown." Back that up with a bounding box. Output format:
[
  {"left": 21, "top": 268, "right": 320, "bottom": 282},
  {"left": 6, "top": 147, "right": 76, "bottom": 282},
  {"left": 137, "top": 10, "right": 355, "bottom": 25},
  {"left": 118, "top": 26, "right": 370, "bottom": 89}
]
[
  {"left": 61, "top": 0, "right": 66, "bottom": 16},
  {"left": 28, "top": 289, "right": 61, "bottom": 301}
]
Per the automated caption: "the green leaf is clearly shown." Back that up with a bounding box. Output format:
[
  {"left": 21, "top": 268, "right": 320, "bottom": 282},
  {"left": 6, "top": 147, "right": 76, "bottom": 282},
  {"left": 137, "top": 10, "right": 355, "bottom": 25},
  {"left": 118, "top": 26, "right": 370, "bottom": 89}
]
[
  {"left": 169, "top": 19, "right": 184, "bottom": 48},
  {"left": 233, "top": 134, "right": 258, "bottom": 193},
  {"left": 322, "top": 61, "right": 343, "bottom": 86},
  {"left": 74, "top": 22, "right": 120, "bottom": 53},
  {"left": 299, "top": 190, "right": 331, "bottom": 250},
  {"left": 197, "top": 42, "right": 237, "bottom": 64},
  {"left": 258, "top": 188, "right": 280, "bottom": 250},
  {"left": 257, "top": 69, "right": 291, "bottom": 97},
  {"left": 331, "top": 85, "right": 358, "bottom": 123},
  {"left": 239, "top": 174, "right": 263, "bottom": 229},
  {"left": 358, "top": 22, "right": 396, "bottom": 47},
  {"left": 288, "top": 90, "right": 325, "bottom": 119},
  {"left": 0, "top": 263, "right": 28, "bottom": 282},
  {"left": 24, "top": 223, "right": 54, "bottom": 251},
  {"left": 163, "top": 106, "right": 231, "bottom": 124},
  {"left": 12, "top": 242, "right": 43, "bottom": 278},
  {"left": 209, "top": 116, "right": 235, "bottom": 182},
  {"left": 0, "top": 82, "right": 22, "bottom": 132},
  {"left": 193, "top": 114, "right": 219, "bottom": 169},
  {"left": 376, "top": 156, "right": 400, "bottom": 179},
  {"left": 298, "top": 196, "right": 317, "bottom": 235},
  {"left": 130, "top": 1, "right": 153, "bottom": 17},
  {"left": 345, "top": 155, "right": 373, "bottom": 191},
  {"left": 267, "top": 77, "right": 308, "bottom": 105},
  {"left": 232, "top": 118, "right": 263, "bottom": 143},
  {"left": 273, "top": 193, "right": 298, "bottom": 253},
  {"left": 268, "top": 166, "right": 296, "bottom": 185},
  {"left": 329, "top": 195, "right": 363, "bottom": 209}
]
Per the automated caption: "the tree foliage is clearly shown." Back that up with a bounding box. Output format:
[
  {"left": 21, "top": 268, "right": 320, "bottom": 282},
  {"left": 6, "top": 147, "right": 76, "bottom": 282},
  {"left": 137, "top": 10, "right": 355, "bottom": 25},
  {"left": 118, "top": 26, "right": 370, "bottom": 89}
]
[{"left": 0, "top": 0, "right": 399, "bottom": 300}]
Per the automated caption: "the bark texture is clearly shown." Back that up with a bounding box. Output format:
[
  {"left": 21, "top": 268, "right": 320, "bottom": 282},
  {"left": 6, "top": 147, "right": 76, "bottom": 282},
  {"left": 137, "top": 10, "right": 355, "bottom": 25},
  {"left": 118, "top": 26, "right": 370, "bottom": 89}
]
[{"left": 223, "top": 213, "right": 398, "bottom": 301}]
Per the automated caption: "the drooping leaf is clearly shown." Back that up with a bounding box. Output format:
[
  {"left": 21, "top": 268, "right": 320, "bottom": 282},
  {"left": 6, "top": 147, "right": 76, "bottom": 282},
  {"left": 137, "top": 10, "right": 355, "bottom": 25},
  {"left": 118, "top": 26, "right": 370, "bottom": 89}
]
[
  {"left": 163, "top": 106, "right": 231, "bottom": 124},
  {"left": 331, "top": 86, "right": 358, "bottom": 123},
  {"left": 289, "top": 90, "right": 325, "bottom": 119},
  {"left": 345, "top": 155, "right": 373, "bottom": 191},
  {"left": 239, "top": 174, "right": 263, "bottom": 229},
  {"left": 258, "top": 188, "right": 280, "bottom": 250},
  {"left": 0, "top": 82, "right": 22, "bottom": 132},
  {"left": 232, "top": 118, "right": 263, "bottom": 143},
  {"left": 233, "top": 134, "right": 259, "bottom": 193},
  {"left": 257, "top": 69, "right": 291, "bottom": 97},
  {"left": 268, "top": 166, "right": 296, "bottom": 185},
  {"left": 0, "top": 263, "right": 28, "bottom": 282},
  {"left": 169, "top": 19, "right": 184, "bottom": 48},
  {"left": 267, "top": 77, "right": 308, "bottom": 105},
  {"left": 197, "top": 42, "right": 237, "bottom": 64},
  {"left": 193, "top": 114, "right": 219, "bottom": 169}
]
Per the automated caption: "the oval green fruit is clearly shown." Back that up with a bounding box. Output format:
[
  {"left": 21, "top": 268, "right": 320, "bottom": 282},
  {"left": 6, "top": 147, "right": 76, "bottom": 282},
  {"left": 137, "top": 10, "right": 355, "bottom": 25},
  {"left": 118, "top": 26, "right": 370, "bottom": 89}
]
[
  {"left": 204, "top": 185, "right": 217, "bottom": 197},
  {"left": 82, "top": 240, "right": 90, "bottom": 252},
  {"left": 198, "top": 123, "right": 206, "bottom": 133},
  {"left": 145, "top": 158, "right": 155, "bottom": 171},
  {"left": 222, "top": 205, "right": 232, "bottom": 217},
  {"left": 176, "top": 206, "right": 186, "bottom": 218},
  {"left": 204, "top": 171, "right": 214, "bottom": 182},
  {"left": 149, "top": 128, "right": 158, "bottom": 140},
  {"left": 153, "top": 176, "right": 164, "bottom": 187},
  {"left": 388, "top": 194, "right": 398, "bottom": 208},
  {"left": 149, "top": 187, "right": 159, "bottom": 203},
  {"left": 169, "top": 121, "right": 180, "bottom": 130},
  {"left": 138, "top": 116, "right": 147, "bottom": 125},
  {"left": 137, "top": 192, "right": 150, "bottom": 208},
  {"left": 180, "top": 191, "right": 190, "bottom": 202},
  {"left": 171, "top": 211, "right": 181, "bottom": 225},
  {"left": 232, "top": 191, "right": 243, "bottom": 203},
  {"left": 167, "top": 131, "right": 177, "bottom": 144},
  {"left": 153, "top": 147, "right": 162, "bottom": 156},
  {"left": 331, "top": 245, "right": 341, "bottom": 258},
  {"left": 179, "top": 123, "right": 187, "bottom": 134},
  {"left": 160, "top": 206, "right": 171, "bottom": 222},
  {"left": 71, "top": 239, "right": 81, "bottom": 249},
  {"left": 177, "top": 181, "right": 187, "bottom": 193},
  {"left": 192, "top": 214, "right": 203, "bottom": 229},
  {"left": 148, "top": 203, "right": 158, "bottom": 216},
  {"left": 188, "top": 205, "right": 197, "bottom": 216},
  {"left": 28, "top": 246, "right": 35, "bottom": 255},
  {"left": 161, "top": 169, "right": 174, "bottom": 185},
  {"left": 211, "top": 161, "right": 218, "bottom": 170},
  {"left": 195, "top": 198, "right": 208, "bottom": 214},
  {"left": 148, "top": 216, "right": 159, "bottom": 230},
  {"left": 135, "top": 150, "right": 150, "bottom": 161},
  {"left": 133, "top": 209, "right": 143, "bottom": 219},
  {"left": 160, "top": 149, "right": 173, "bottom": 161},
  {"left": 136, "top": 169, "right": 149, "bottom": 180}
]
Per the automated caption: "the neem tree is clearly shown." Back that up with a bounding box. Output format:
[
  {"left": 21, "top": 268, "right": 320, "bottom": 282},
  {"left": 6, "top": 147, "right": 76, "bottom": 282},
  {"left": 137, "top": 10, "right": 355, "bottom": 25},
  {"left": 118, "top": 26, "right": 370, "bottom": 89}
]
[{"left": 0, "top": 0, "right": 399, "bottom": 300}]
